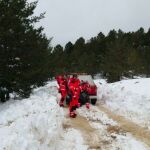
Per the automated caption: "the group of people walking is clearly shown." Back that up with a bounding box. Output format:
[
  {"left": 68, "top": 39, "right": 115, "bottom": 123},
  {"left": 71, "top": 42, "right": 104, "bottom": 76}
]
[{"left": 56, "top": 74, "right": 90, "bottom": 118}]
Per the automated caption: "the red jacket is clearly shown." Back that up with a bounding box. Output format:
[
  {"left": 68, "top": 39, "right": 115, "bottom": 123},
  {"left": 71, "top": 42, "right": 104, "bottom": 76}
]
[
  {"left": 71, "top": 86, "right": 80, "bottom": 99},
  {"left": 56, "top": 75, "right": 63, "bottom": 85},
  {"left": 80, "top": 82, "right": 90, "bottom": 93},
  {"left": 68, "top": 78, "right": 80, "bottom": 89},
  {"left": 58, "top": 78, "right": 67, "bottom": 97}
]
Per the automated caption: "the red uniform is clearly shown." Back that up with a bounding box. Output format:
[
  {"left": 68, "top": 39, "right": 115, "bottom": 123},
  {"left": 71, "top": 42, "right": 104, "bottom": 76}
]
[
  {"left": 69, "top": 86, "right": 80, "bottom": 117},
  {"left": 68, "top": 77, "right": 81, "bottom": 117},
  {"left": 56, "top": 76, "right": 67, "bottom": 107},
  {"left": 59, "top": 81, "right": 67, "bottom": 97},
  {"left": 68, "top": 77, "right": 80, "bottom": 88},
  {"left": 56, "top": 75, "right": 63, "bottom": 86}
]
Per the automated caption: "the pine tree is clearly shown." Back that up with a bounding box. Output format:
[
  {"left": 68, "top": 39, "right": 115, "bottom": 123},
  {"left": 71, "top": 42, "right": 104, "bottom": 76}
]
[
  {"left": 101, "top": 30, "right": 128, "bottom": 82},
  {"left": 0, "top": 0, "right": 51, "bottom": 99},
  {"left": 63, "top": 42, "right": 74, "bottom": 73}
]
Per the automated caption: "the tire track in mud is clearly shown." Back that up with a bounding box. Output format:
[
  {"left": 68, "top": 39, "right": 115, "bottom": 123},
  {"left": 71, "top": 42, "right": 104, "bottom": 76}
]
[
  {"left": 98, "top": 104, "right": 150, "bottom": 148},
  {"left": 63, "top": 108, "right": 101, "bottom": 149}
]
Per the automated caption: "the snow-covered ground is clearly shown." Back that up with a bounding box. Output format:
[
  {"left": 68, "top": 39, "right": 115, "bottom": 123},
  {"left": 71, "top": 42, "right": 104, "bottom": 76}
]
[
  {"left": 0, "top": 81, "right": 86, "bottom": 150},
  {"left": 0, "top": 78, "right": 150, "bottom": 150},
  {"left": 96, "top": 78, "right": 150, "bottom": 130},
  {"left": 77, "top": 106, "right": 149, "bottom": 150}
]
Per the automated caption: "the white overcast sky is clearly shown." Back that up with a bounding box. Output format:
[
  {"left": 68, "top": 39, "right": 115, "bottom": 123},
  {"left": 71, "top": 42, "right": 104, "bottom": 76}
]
[{"left": 30, "top": 0, "right": 150, "bottom": 46}]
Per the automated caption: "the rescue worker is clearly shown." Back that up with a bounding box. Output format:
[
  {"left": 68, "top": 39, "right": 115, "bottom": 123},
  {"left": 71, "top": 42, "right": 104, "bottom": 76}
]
[
  {"left": 56, "top": 75, "right": 67, "bottom": 107},
  {"left": 56, "top": 75, "right": 63, "bottom": 86},
  {"left": 68, "top": 74, "right": 81, "bottom": 118},
  {"left": 68, "top": 74, "right": 80, "bottom": 105},
  {"left": 69, "top": 83, "right": 80, "bottom": 117},
  {"left": 65, "top": 75, "right": 72, "bottom": 105},
  {"left": 69, "top": 87, "right": 80, "bottom": 117},
  {"left": 68, "top": 74, "right": 80, "bottom": 88}
]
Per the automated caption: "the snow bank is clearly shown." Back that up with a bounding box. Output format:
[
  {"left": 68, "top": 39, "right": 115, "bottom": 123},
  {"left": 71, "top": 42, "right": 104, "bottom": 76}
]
[
  {"left": 0, "top": 82, "right": 64, "bottom": 150},
  {"left": 96, "top": 78, "right": 150, "bottom": 129},
  {"left": 116, "top": 134, "right": 149, "bottom": 150},
  {"left": 0, "top": 81, "right": 88, "bottom": 150}
]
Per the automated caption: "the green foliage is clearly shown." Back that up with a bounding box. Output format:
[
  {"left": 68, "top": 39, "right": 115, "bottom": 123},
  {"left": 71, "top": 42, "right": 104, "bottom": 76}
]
[
  {"left": 0, "top": 0, "right": 51, "bottom": 100},
  {"left": 50, "top": 28, "right": 150, "bottom": 82}
]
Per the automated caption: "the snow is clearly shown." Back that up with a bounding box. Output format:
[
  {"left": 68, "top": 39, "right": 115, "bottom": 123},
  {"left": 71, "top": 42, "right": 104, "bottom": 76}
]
[
  {"left": 77, "top": 105, "right": 118, "bottom": 126},
  {"left": 96, "top": 78, "right": 150, "bottom": 130},
  {"left": 0, "top": 81, "right": 86, "bottom": 150},
  {"left": 0, "top": 82, "right": 64, "bottom": 150},
  {"left": 58, "top": 128, "right": 88, "bottom": 150},
  {"left": 78, "top": 105, "right": 149, "bottom": 150},
  {"left": 116, "top": 134, "right": 148, "bottom": 150},
  {"left": 0, "top": 78, "right": 150, "bottom": 149}
]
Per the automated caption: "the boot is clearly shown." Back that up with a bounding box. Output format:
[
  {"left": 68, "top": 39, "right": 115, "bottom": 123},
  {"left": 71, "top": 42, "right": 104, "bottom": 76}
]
[{"left": 70, "top": 111, "right": 77, "bottom": 118}]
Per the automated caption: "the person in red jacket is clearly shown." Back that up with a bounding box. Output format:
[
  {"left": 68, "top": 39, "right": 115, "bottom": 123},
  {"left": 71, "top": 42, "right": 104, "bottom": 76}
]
[
  {"left": 69, "top": 85, "right": 80, "bottom": 118},
  {"left": 56, "top": 75, "right": 63, "bottom": 86},
  {"left": 56, "top": 75, "right": 67, "bottom": 107},
  {"left": 68, "top": 74, "right": 80, "bottom": 88},
  {"left": 68, "top": 74, "right": 81, "bottom": 118}
]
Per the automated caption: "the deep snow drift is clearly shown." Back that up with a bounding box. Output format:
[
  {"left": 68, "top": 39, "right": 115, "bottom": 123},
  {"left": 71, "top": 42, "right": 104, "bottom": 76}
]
[
  {"left": 0, "top": 81, "right": 64, "bottom": 150},
  {"left": 0, "top": 78, "right": 150, "bottom": 150},
  {"left": 0, "top": 81, "right": 87, "bottom": 150},
  {"left": 96, "top": 78, "right": 150, "bottom": 130}
]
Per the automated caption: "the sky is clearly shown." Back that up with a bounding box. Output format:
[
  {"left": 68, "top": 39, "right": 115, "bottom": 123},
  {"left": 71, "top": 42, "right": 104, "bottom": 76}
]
[{"left": 30, "top": 0, "right": 150, "bottom": 46}]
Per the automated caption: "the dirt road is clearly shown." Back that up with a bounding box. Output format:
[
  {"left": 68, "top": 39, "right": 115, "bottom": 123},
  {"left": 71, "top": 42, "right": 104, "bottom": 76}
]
[
  {"left": 63, "top": 105, "right": 150, "bottom": 150},
  {"left": 63, "top": 108, "right": 101, "bottom": 149},
  {"left": 98, "top": 105, "right": 150, "bottom": 148}
]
